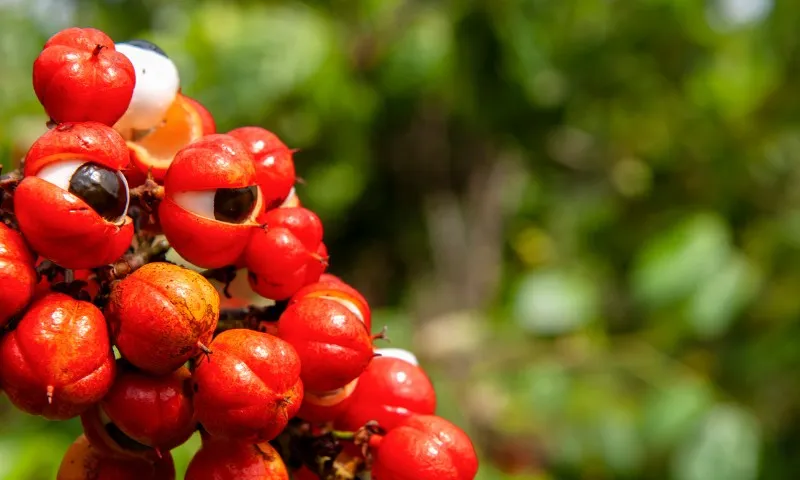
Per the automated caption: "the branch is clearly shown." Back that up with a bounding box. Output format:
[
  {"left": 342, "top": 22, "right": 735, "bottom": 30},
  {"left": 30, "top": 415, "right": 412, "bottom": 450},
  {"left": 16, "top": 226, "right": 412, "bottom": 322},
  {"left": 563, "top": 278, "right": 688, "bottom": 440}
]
[
  {"left": 96, "top": 236, "right": 171, "bottom": 283},
  {"left": 216, "top": 302, "right": 288, "bottom": 333}
]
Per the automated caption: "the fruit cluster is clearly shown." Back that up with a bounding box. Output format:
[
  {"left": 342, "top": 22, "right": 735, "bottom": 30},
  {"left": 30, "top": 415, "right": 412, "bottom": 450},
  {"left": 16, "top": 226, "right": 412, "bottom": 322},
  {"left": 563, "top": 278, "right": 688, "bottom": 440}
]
[{"left": 0, "top": 27, "right": 479, "bottom": 480}]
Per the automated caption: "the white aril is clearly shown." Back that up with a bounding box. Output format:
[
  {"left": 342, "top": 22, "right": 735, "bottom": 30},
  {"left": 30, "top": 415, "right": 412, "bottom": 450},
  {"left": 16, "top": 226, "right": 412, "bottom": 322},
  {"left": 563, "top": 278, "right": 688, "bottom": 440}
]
[
  {"left": 114, "top": 40, "right": 180, "bottom": 132},
  {"left": 375, "top": 348, "right": 419, "bottom": 366}
]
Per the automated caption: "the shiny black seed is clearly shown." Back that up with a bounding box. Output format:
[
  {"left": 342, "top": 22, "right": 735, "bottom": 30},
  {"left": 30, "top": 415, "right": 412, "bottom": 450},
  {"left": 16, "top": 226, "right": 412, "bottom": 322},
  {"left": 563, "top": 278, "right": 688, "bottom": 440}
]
[
  {"left": 213, "top": 186, "right": 258, "bottom": 224},
  {"left": 123, "top": 39, "right": 168, "bottom": 58},
  {"left": 68, "top": 162, "right": 127, "bottom": 222}
]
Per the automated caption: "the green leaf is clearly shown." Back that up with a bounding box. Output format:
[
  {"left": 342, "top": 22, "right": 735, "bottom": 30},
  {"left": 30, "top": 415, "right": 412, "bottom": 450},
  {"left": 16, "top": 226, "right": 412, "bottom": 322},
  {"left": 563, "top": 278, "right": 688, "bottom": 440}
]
[
  {"left": 672, "top": 404, "right": 761, "bottom": 480},
  {"left": 513, "top": 269, "right": 599, "bottom": 335},
  {"left": 631, "top": 213, "right": 732, "bottom": 308},
  {"left": 641, "top": 380, "right": 714, "bottom": 450}
]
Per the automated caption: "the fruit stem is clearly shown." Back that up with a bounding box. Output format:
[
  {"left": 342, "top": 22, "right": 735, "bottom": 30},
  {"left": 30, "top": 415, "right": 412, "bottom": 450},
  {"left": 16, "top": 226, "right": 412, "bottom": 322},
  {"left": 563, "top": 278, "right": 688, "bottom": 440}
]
[
  {"left": 92, "top": 44, "right": 105, "bottom": 57},
  {"left": 330, "top": 430, "right": 356, "bottom": 441},
  {"left": 46, "top": 385, "right": 54, "bottom": 404},
  {"left": 371, "top": 325, "right": 390, "bottom": 343}
]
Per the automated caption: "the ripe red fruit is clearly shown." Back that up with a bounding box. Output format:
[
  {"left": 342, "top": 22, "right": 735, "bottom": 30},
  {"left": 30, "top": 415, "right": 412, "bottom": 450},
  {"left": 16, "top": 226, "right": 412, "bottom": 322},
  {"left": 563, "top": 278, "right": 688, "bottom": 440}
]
[
  {"left": 227, "top": 127, "right": 295, "bottom": 211},
  {"left": 278, "top": 297, "right": 373, "bottom": 392},
  {"left": 0, "top": 293, "right": 115, "bottom": 419},
  {"left": 244, "top": 208, "right": 326, "bottom": 301},
  {"left": 185, "top": 437, "right": 288, "bottom": 480},
  {"left": 334, "top": 355, "right": 436, "bottom": 432},
  {"left": 57, "top": 434, "right": 175, "bottom": 480},
  {"left": 192, "top": 329, "right": 303, "bottom": 442},
  {"left": 0, "top": 223, "right": 36, "bottom": 328},
  {"left": 33, "top": 27, "right": 135, "bottom": 126},
  {"left": 97, "top": 361, "right": 195, "bottom": 452},
  {"left": 290, "top": 279, "right": 371, "bottom": 331},
  {"left": 105, "top": 262, "right": 220, "bottom": 375},
  {"left": 370, "top": 415, "right": 479, "bottom": 480},
  {"left": 296, "top": 378, "right": 358, "bottom": 424},
  {"left": 158, "top": 134, "right": 262, "bottom": 268},
  {"left": 14, "top": 122, "right": 134, "bottom": 269}
]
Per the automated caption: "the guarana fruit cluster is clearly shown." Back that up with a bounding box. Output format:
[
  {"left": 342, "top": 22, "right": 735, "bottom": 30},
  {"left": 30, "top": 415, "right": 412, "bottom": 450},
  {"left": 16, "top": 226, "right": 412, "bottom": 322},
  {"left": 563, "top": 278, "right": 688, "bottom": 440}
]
[{"left": 0, "top": 26, "right": 479, "bottom": 480}]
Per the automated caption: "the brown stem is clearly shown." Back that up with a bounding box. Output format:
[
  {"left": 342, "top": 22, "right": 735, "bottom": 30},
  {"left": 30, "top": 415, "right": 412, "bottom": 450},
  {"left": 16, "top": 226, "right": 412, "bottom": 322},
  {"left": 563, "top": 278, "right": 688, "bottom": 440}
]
[
  {"left": 0, "top": 168, "right": 22, "bottom": 190},
  {"left": 96, "top": 236, "right": 170, "bottom": 282},
  {"left": 216, "top": 303, "right": 288, "bottom": 333},
  {"left": 92, "top": 44, "right": 106, "bottom": 56}
]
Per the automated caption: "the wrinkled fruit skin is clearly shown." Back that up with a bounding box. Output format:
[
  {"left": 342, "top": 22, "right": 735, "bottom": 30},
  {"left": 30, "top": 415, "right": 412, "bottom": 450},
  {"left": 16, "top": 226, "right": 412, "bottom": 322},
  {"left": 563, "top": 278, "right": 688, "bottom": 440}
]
[
  {"left": 185, "top": 438, "right": 289, "bottom": 480},
  {"left": 14, "top": 122, "right": 133, "bottom": 269},
  {"left": 278, "top": 297, "right": 373, "bottom": 392},
  {"left": 57, "top": 434, "right": 175, "bottom": 480},
  {"left": 0, "top": 293, "right": 115, "bottom": 419},
  {"left": 192, "top": 329, "right": 303, "bottom": 442},
  {"left": 158, "top": 134, "right": 261, "bottom": 268},
  {"left": 371, "top": 415, "right": 479, "bottom": 480},
  {"left": 100, "top": 361, "right": 195, "bottom": 451},
  {"left": 335, "top": 356, "right": 436, "bottom": 432},
  {"left": 33, "top": 28, "right": 135, "bottom": 126},
  {"left": 0, "top": 223, "right": 36, "bottom": 327},
  {"left": 291, "top": 279, "right": 371, "bottom": 331},
  {"left": 106, "top": 262, "right": 220, "bottom": 375},
  {"left": 227, "top": 127, "right": 295, "bottom": 211}
]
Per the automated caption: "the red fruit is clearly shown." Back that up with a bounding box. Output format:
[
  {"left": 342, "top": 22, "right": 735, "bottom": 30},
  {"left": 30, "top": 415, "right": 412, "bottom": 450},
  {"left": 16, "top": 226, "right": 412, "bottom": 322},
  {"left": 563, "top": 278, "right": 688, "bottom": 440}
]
[
  {"left": 192, "top": 329, "right": 303, "bottom": 442},
  {"left": 185, "top": 438, "right": 288, "bottom": 480},
  {"left": 57, "top": 434, "right": 175, "bottom": 480},
  {"left": 292, "top": 467, "right": 318, "bottom": 480},
  {"left": 370, "top": 415, "right": 479, "bottom": 480},
  {"left": 256, "top": 207, "right": 323, "bottom": 251},
  {"left": 334, "top": 355, "right": 436, "bottom": 432},
  {"left": 278, "top": 297, "right": 373, "bottom": 392},
  {"left": 14, "top": 122, "right": 133, "bottom": 269},
  {"left": 99, "top": 361, "right": 195, "bottom": 452},
  {"left": 227, "top": 127, "right": 295, "bottom": 211},
  {"left": 105, "top": 262, "right": 220, "bottom": 375},
  {"left": 158, "top": 134, "right": 262, "bottom": 268},
  {"left": 33, "top": 259, "right": 100, "bottom": 301},
  {"left": 182, "top": 95, "right": 217, "bottom": 135},
  {"left": 318, "top": 273, "right": 345, "bottom": 285},
  {"left": 296, "top": 378, "right": 358, "bottom": 424},
  {"left": 0, "top": 223, "right": 36, "bottom": 327},
  {"left": 290, "top": 278, "right": 370, "bottom": 330},
  {"left": 0, "top": 293, "right": 115, "bottom": 419},
  {"left": 33, "top": 27, "right": 135, "bottom": 126}
]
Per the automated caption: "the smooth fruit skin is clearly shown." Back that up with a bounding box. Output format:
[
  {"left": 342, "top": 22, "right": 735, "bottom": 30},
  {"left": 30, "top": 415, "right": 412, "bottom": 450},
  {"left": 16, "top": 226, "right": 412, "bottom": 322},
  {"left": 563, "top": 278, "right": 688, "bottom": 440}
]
[
  {"left": 0, "top": 293, "right": 115, "bottom": 420},
  {"left": 334, "top": 356, "right": 436, "bottom": 432},
  {"left": 228, "top": 127, "right": 295, "bottom": 211},
  {"left": 159, "top": 134, "right": 260, "bottom": 268},
  {"left": 0, "top": 223, "right": 36, "bottom": 327},
  {"left": 105, "top": 262, "right": 220, "bottom": 375},
  {"left": 257, "top": 207, "right": 323, "bottom": 251},
  {"left": 192, "top": 329, "right": 303, "bottom": 442},
  {"left": 185, "top": 438, "right": 289, "bottom": 480},
  {"left": 57, "top": 434, "right": 175, "bottom": 480},
  {"left": 182, "top": 95, "right": 216, "bottom": 135},
  {"left": 15, "top": 122, "right": 134, "bottom": 269},
  {"left": 100, "top": 362, "right": 195, "bottom": 451},
  {"left": 296, "top": 378, "right": 358, "bottom": 424},
  {"left": 278, "top": 297, "right": 373, "bottom": 392},
  {"left": 371, "top": 415, "right": 479, "bottom": 480},
  {"left": 290, "top": 279, "right": 370, "bottom": 331},
  {"left": 33, "top": 28, "right": 135, "bottom": 126}
]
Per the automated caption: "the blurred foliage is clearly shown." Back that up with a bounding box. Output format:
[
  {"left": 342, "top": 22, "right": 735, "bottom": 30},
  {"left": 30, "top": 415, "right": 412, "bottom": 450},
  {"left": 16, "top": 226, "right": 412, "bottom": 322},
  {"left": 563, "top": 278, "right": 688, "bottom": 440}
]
[{"left": 2, "top": 0, "right": 800, "bottom": 479}]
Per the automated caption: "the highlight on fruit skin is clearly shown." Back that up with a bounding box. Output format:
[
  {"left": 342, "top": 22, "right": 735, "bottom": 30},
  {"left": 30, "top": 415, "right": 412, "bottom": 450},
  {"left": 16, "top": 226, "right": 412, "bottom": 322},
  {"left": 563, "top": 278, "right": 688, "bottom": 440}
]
[
  {"left": 105, "top": 262, "right": 220, "bottom": 375},
  {"left": 0, "top": 292, "right": 116, "bottom": 420},
  {"left": 185, "top": 437, "right": 289, "bottom": 480},
  {"left": 57, "top": 434, "right": 175, "bottom": 480}
]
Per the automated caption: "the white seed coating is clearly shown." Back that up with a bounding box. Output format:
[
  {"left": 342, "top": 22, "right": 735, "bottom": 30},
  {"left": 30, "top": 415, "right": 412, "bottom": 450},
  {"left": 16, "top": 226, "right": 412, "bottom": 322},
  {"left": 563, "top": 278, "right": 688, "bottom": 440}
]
[
  {"left": 375, "top": 348, "right": 419, "bottom": 366},
  {"left": 114, "top": 43, "right": 180, "bottom": 131}
]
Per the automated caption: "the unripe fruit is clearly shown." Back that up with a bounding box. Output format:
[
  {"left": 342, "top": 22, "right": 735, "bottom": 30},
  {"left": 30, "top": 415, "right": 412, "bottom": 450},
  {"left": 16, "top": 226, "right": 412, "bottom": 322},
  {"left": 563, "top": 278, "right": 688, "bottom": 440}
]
[
  {"left": 14, "top": 122, "right": 134, "bottom": 269},
  {"left": 278, "top": 297, "right": 373, "bottom": 392},
  {"left": 0, "top": 223, "right": 36, "bottom": 327},
  {"left": 98, "top": 361, "right": 195, "bottom": 452},
  {"left": 371, "top": 415, "right": 479, "bottom": 480},
  {"left": 33, "top": 27, "right": 135, "bottom": 126},
  {"left": 106, "top": 262, "right": 220, "bottom": 375},
  {"left": 334, "top": 354, "right": 436, "bottom": 432},
  {"left": 185, "top": 437, "right": 289, "bottom": 480},
  {"left": 57, "top": 434, "right": 175, "bottom": 480},
  {"left": 227, "top": 127, "right": 296, "bottom": 211},
  {"left": 0, "top": 293, "right": 115, "bottom": 419},
  {"left": 158, "top": 134, "right": 262, "bottom": 268},
  {"left": 192, "top": 329, "right": 303, "bottom": 442}
]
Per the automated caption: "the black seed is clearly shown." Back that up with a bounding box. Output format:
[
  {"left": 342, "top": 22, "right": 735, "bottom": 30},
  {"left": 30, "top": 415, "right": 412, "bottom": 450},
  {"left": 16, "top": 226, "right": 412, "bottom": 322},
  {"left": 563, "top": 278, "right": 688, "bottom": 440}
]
[
  {"left": 213, "top": 186, "right": 257, "bottom": 224},
  {"left": 68, "top": 162, "right": 127, "bottom": 222},
  {"left": 123, "top": 39, "right": 168, "bottom": 58}
]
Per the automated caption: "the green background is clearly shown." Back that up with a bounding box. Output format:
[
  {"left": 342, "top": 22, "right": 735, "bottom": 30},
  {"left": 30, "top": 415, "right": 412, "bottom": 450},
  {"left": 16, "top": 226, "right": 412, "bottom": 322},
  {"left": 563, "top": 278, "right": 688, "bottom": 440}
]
[{"left": 1, "top": 0, "right": 798, "bottom": 478}]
